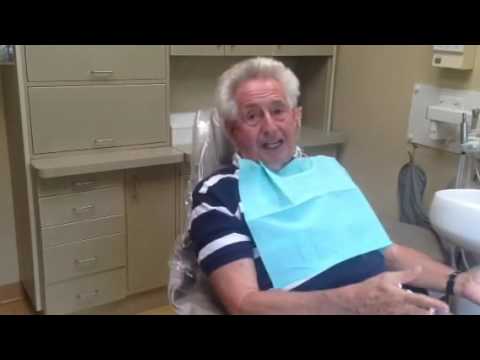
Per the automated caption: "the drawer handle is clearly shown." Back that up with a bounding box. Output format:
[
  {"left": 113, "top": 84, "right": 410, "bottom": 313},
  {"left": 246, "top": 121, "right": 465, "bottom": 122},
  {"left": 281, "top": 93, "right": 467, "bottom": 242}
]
[
  {"left": 94, "top": 138, "right": 114, "bottom": 148},
  {"left": 90, "top": 70, "right": 113, "bottom": 75},
  {"left": 72, "top": 180, "right": 96, "bottom": 192},
  {"left": 74, "top": 256, "right": 98, "bottom": 266},
  {"left": 76, "top": 289, "right": 99, "bottom": 301},
  {"left": 72, "top": 204, "right": 95, "bottom": 215}
]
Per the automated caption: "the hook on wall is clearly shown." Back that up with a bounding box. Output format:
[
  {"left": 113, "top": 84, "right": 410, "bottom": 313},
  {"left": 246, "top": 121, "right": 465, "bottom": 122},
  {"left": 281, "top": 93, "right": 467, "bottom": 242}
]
[{"left": 407, "top": 139, "right": 418, "bottom": 164}]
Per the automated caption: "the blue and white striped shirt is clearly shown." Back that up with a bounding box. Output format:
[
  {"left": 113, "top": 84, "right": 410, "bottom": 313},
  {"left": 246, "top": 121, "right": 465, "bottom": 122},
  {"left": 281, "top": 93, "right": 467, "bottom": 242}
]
[{"left": 190, "top": 155, "right": 386, "bottom": 291}]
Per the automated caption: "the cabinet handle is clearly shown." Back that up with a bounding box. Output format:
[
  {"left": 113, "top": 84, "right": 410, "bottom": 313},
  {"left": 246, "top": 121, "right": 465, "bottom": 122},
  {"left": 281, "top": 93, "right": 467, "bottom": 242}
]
[
  {"left": 76, "top": 289, "right": 99, "bottom": 301},
  {"left": 94, "top": 138, "right": 114, "bottom": 148},
  {"left": 72, "top": 204, "right": 95, "bottom": 215},
  {"left": 74, "top": 256, "right": 98, "bottom": 266},
  {"left": 90, "top": 70, "right": 113, "bottom": 75},
  {"left": 72, "top": 180, "right": 96, "bottom": 192},
  {"left": 131, "top": 174, "right": 139, "bottom": 200}
]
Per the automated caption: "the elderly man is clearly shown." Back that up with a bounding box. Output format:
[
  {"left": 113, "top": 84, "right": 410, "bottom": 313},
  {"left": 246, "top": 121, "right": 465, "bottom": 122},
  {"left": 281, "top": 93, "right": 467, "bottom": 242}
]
[{"left": 189, "top": 57, "right": 480, "bottom": 315}]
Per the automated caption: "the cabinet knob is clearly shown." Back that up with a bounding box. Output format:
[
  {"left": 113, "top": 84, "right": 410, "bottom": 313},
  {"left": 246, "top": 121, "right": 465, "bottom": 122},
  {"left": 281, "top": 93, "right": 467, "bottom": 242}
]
[
  {"left": 74, "top": 256, "right": 98, "bottom": 267},
  {"left": 90, "top": 70, "right": 113, "bottom": 76},
  {"left": 72, "top": 180, "right": 96, "bottom": 192},
  {"left": 76, "top": 289, "right": 99, "bottom": 301},
  {"left": 131, "top": 174, "right": 139, "bottom": 200},
  {"left": 94, "top": 138, "right": 114, "bottom": 148},
  {"left": 72, "top": 204, "right": 95, "bottom": 216}
]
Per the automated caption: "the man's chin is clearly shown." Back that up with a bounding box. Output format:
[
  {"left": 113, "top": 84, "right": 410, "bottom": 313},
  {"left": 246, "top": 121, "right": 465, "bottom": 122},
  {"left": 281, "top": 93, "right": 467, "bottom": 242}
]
[{"left": 261, "top": 157, "right": 291, "bottom": 172}]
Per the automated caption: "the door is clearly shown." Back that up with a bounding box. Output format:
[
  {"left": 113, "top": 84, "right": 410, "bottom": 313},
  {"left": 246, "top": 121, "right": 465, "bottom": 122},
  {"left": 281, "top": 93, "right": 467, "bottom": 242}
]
[
  {"left": 126, "top": 165, "right": 177, "bottom": 294},
  {"left": 170, "top": 45, "right": 225, "bottom": 56}
]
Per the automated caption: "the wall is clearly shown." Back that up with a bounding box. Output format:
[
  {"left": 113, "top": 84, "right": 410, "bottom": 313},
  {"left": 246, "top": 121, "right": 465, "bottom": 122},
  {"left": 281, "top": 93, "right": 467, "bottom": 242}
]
[
  {"left": 333, "top": 45, "right": 480, "bottom": 223},
  {"left": 170, "top": 56, "right": 301, "bottom": 113},
  {"left": 0, "top": 70, "right": 19, "bottom": 286}
]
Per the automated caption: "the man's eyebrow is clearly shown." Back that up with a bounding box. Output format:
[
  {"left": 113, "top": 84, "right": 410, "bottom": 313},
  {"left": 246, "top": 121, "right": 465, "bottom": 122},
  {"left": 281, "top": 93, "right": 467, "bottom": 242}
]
[
  {"left": 242, "top": 104, "right": 261, "bottom": 110},
  {"left": 270, "top": 100, "right": 288, "bottom": 106}
]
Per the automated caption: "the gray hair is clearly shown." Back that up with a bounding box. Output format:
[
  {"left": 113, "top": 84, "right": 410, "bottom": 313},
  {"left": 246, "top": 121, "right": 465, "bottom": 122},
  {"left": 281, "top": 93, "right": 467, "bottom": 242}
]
[{"left": 214, "top": 57, "right": 300, "bottom": 123}]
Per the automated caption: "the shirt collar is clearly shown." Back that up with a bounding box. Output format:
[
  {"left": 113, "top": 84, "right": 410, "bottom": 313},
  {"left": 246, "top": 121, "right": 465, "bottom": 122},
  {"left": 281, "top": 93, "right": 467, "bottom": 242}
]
[{"left": 232, "top": 146, "right": 305, "bottom": 168}]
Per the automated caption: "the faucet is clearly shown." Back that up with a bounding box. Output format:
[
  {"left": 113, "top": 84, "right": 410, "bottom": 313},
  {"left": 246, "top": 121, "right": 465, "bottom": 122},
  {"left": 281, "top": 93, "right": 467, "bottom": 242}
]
[
  {"left": 472, "top": 108, "right": 480, "bottom": 131},
  {"left": 460, "top": 113, "right": 468, "bottom": 145},
  {"left": 456, "top": 109, "right": 480, "bottom": 189}
]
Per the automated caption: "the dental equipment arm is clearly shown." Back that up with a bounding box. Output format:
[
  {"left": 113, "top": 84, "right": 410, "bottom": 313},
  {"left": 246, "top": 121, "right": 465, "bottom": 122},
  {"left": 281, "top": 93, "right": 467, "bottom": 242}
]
[{"left": 209, "top": 257, "right": 449, "bottom": 315}]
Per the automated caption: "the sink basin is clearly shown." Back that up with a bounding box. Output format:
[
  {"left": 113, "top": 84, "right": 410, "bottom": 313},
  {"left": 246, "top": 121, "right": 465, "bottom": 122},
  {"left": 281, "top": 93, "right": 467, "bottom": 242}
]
[{"left": 430, "top": 189, "right": 480, "bottom": 254}]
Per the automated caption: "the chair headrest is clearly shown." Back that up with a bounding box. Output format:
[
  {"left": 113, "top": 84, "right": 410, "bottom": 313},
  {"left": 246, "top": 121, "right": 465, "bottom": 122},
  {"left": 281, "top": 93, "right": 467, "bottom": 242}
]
[{"left": 190, "top": 109, "right": 235, "bottom": 187}]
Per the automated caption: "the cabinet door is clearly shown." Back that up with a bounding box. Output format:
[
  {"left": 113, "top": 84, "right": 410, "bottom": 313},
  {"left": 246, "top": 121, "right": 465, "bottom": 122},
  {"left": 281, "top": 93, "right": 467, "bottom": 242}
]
[
  {"left": 225, "top": 45, "right": 275, "bottom": 56},
  {"left": 25, "top": 46, "right": 168, "bottom": 82},
  {"left": 126, "top": 165, "right": 177, "bottom": 294},
  {"left": 170, "top": 45, "right": 225, "bottom": 56},
  {"left": 274, "top": 45, "right": 334, "bottom": 56},
  {"left": 29, "top": 84, "right": 168, "bottom": 154}
]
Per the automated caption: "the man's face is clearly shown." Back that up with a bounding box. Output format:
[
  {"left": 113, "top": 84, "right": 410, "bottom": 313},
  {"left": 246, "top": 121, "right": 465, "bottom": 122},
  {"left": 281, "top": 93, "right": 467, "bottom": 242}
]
[{"left": 225, "top": 78, "right": 302, "bottom": 171}]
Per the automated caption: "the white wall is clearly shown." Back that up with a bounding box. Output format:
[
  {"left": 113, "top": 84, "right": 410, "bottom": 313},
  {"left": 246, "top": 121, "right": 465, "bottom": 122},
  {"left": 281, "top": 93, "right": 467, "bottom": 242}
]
[{"left": 0, "top": 71, "right": 19, "bottom": 286}]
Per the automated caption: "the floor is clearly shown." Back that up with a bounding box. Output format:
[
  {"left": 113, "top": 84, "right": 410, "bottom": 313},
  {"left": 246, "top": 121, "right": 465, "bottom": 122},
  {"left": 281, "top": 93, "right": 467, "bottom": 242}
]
[{"left": 0, "top": 282, "right": 176, "bottom": 315}]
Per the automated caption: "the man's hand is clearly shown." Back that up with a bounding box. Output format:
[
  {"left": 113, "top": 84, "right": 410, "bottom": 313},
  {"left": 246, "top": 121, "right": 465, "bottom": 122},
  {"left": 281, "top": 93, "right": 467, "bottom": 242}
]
[
  {"left": 456, "top": 266, "right": 480, "bottom": 304},
  {"left": 350, "top": 266, "right": 450, "bottom": 315}
]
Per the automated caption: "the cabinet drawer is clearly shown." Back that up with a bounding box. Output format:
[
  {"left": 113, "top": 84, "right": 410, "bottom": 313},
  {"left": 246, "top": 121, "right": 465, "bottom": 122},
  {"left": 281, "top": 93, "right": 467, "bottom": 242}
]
[
  {"left": 38, "top": 171, "right": 123, "bottom": 197},
  {"left": 42, "top": 215, "right": 125, "bottom": 248},
  {"left": 224, "top": 45, "right": 275, "bottom": 56},
  {"left": 275, "top": 45, "right": 334, "bottom": 56},
  {"left": 44, "top": 268, "right": 126, "bottom": 314},
  {"left": 44, "top": 233, "right": 126, "bottom": 284},
  {"left": 29, "top": 84, "right": 168, "bottom": 154},
  {"left": 25, "top": 45, "right": 167, "bottom": 82},
  {"left": 170, "top": 45, "right": 225, "bottom": 56},
  {"left": 39, "top": 187, "right": 124, "bottom": 227}
]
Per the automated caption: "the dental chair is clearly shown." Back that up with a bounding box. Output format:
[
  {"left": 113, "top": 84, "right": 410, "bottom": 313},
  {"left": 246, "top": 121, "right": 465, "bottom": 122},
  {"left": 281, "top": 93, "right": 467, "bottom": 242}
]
[
  {"left": 168, "top": 109, "right": 231, "bottom": 315},
  {"left": 168, "top": 109, "right": 447, "bottom": 315}
]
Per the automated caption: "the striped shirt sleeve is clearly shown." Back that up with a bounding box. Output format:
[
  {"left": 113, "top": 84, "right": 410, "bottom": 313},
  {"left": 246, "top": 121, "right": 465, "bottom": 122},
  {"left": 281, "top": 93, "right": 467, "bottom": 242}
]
[{"left": 190, "top": 168, "right": 254, "bottom": 275}]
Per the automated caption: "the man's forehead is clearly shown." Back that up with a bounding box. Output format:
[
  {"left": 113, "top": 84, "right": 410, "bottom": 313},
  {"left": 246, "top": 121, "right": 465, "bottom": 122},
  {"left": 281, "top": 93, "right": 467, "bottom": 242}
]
[{"left": 241, "top": 99, "right": 288, "bottom": 109}]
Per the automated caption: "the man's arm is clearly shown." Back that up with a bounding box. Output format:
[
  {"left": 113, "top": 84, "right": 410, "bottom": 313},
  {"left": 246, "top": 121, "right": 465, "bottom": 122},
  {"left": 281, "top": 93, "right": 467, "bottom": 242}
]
[
  {"left": 383, "top": 244, "right": 455, "bottom": 292},
  {"left": 209, "top": 257, "right": 450, "bottom": 315}
]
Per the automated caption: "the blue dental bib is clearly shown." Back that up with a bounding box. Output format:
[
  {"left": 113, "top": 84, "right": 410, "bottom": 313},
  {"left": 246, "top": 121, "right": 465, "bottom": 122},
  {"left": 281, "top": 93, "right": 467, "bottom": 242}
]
[{"left": 239, "top": 156, "right": 392, "bottom": 289}]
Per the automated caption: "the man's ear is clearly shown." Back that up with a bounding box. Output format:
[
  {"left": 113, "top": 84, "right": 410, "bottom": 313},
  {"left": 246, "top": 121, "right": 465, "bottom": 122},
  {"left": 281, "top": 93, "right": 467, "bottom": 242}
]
[
  {"left": 223, "top": 120, "right": 238, "bottom": 147},
  {"left": 295, "top": 106, "right": 303, "bottom": 128}
]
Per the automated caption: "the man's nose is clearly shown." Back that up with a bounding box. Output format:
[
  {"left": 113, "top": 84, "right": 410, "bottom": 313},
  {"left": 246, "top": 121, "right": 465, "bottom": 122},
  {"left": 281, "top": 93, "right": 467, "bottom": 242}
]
[{"left": 261, "top": 111, "right": 277, "bottom": 133}]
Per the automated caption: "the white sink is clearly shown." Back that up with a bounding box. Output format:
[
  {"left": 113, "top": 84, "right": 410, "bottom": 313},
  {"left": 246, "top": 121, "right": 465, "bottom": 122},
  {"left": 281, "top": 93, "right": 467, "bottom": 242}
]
[{"left": 430, "top": 189, "right": 480, "bottom": 253}]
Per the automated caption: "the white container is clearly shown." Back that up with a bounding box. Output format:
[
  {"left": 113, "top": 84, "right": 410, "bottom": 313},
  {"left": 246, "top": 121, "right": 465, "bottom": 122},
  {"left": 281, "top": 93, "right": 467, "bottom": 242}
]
[{"left": 170, "top": 112, "right": 195, "bottom": 146}]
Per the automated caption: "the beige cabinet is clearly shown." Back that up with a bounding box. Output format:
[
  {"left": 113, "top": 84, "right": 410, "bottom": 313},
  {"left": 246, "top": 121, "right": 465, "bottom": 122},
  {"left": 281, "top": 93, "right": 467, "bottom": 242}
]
[
  {"left": 171, "top": 45, "right": 275, "bottom": 56},
  {"left": 45, "top": 268, "right": 126, "bottom": 314},
  {"left": 170, "top": 45, "right": 334, "bottom": 57},
  {"left": 43, "top": 233, "right": 126, "bottom": 284},
  {"left": 170, "top": 45, "right": 225, "bottom": 56},
  {"left": 225, "top": 45, "right": 276, "bottom": 56},
  {"left": 36, "top": 171, "right": 128, "bottom": 314},
  {"left": 38, "top": 187, "right": 124, "bottom": 227},
  {"left": 126, "top": 165, "right": 177, "bottom": 294},
  {"left": 25, "top": 46, "right": 168, "bottom": 82},
  {"left": 275, "top": 45, "right": 335, "bottom": 56},
  {"left": 29, "top": 84, "right": 169, "bottom": 154}
]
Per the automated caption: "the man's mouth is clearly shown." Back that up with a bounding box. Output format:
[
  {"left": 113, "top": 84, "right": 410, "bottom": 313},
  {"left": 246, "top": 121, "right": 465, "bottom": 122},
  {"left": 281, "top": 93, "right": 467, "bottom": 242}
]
[{"left": 262, "top": 139, "right": 284, "bottom": 150}]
